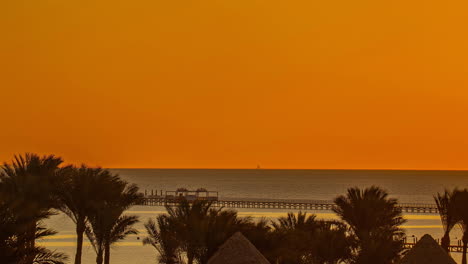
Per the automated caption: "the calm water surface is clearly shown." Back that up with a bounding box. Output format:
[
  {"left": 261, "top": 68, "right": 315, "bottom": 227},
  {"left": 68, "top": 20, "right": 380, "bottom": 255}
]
[{"left": 42, "top": 169, "right": 468, "bottom": 263}]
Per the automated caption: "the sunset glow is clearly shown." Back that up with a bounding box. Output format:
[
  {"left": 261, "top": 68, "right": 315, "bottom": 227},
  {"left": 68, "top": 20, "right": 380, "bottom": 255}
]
[{"left": 1, "top": 0, "right": 467, "bottom": 169}]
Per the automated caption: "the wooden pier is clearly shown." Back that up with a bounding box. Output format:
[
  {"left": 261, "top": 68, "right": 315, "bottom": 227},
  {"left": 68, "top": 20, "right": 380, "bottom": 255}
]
[{"left": 139, "top": 196, "right": 439, "bottom": 214}]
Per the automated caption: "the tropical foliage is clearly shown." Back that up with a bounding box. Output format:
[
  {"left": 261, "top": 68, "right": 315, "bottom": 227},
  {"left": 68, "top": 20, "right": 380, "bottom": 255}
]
[
  {"left": 434, "top": 189, "right": 458, "bottom": 252},
  {"left": 144, "top": 203, "right": 352, "bottom": 264},
  {"left": 270, "top": 211, "right": 320, "bottom": 264},
  {"left": 144, "top": 199, "right": 252, "bottom": 264},
  {"left": 433, "top": 188, "right": 468, "bottom": 264},
  {"left": 57, "top": 165, "right": 140, "bottom": 264},
  {"left": 0, "top": 153, "right": 68, "bottom": 264},
  {"left": 85, "top": 179, "right": 142, "bottom": 264},
  {"left": 2, "top": 153, "right": 468, "bottom": 264},
  {"left": 333, "top": 186, "right": 406, "bottom": 264},
  {"left": 451, "top": 189, "right": 468, "bottom": 264},
  {"left": 143, "top": 215, "right": 183, "bottom": 264},
  {"left": 0, "top": 153, "right": 142, "bottom": 264}
]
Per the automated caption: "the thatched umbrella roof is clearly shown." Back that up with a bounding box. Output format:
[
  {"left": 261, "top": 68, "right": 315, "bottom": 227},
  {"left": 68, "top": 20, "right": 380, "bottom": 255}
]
[
  {"left": 207, "top": 232, "right": 270, "bottom": 264},
  {"left": 400, "top": 234, "right": 456, "bottom": 264}
]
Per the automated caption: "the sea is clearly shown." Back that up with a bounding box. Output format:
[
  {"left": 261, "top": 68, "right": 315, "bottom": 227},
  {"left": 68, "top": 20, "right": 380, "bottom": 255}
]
[{"left": 41, "top": 169, "right": 468, "bottom": 263}]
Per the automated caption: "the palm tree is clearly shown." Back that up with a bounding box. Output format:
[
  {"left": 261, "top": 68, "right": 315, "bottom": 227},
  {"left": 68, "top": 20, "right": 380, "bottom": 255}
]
[
  {"left": 158, "top": 199, "right": 251, "bottom": 264},
  {"left": 452, "top": 189, "right": 468, "bottom": 264},
  {"left": 333, "top": 186, "right": 406, "bottom": 264},
  {"left": 56, "top": 166, "right": 121, "bottom": 264},
  {"left": 305, "top": 220, "right": 352, "bottom": 264},
  {"left": 0, "top": 193, "right": 67, "bottom": 264},
  {"left": 272, "top": 211, "right": 319, "bottom": 231},
  {"left": 239, "top": 217, "right": 274, "bottom": 262},
  {"left": 0, "top": 153, "right": 65, "bottom": 263},
  {"left": 30, "top": 224, "right": 69, "bottom": 264},
  {"left": 85, "top": 179, "right": 142, "bottom": 264},
  {"left": 434, "top": 189, "right": 459, "bottom": 252},
  {"left": 164, "top": 199, "right": 212, "bottom": 264},
  {"left": 197, "top": 208, "right": 251, "bottom": 263},
  {"left": 270, "top": 211, "right": 321, "bottom": 264},
  {"left": 143, "top": 215, "right": 182, "bottom": 264}
]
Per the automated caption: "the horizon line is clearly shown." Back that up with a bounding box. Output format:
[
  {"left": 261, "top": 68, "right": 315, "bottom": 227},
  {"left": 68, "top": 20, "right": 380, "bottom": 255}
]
[{"left": 106, "top": 167, "right": 468, "bottom": 172}]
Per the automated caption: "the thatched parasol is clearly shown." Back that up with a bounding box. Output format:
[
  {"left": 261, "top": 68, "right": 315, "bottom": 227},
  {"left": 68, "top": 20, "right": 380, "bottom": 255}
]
[
  {"left": 400, "top": 234, "right": 457, "bottom": 264},
  {"left": 207, "top": 232, "right": 270, "bottom": 264}
]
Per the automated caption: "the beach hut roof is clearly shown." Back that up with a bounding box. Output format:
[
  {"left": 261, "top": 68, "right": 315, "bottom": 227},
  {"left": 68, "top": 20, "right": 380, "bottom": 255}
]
[
  {"left": 400, "top": 234, "right": 456, "bottom": 264},
  {"left": 207, "top": 232, "right": 270, "bottom": 264}
]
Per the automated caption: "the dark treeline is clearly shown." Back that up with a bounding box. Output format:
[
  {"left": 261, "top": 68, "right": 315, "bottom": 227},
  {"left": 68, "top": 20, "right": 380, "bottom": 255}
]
[
  {"left": 0, "top": 153, "right": 467, "bottom": 264},
  {"left": 434, "top": 189, "right": 468, "bottom": 264},
  {"left": 0, "top": 153, "right": 143, "bottom": 264},
  {"left": 144, "top": 187, "right": 404, "bottom": 264}
]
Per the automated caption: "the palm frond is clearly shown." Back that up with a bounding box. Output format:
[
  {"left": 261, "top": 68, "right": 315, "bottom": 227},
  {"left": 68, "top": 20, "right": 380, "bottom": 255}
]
[
  {"left": 32, "top": 247, "right": 68, "bottom": 264},
  {"left": 110, "top": 215, "right": 139, "bottom": 243}
]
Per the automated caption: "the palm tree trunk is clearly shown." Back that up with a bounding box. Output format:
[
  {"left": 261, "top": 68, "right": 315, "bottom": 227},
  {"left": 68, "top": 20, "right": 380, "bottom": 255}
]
[
  {"left": 187, "top": 251, "right": 194, "bottom": 264},
  {"left": 75, "top": 220, "right": 85, "bottom": 264},
  {"left": 463, "top": 232, "right": 468, "bottom": 264},
  {"left": 24, "top": 222, "right": 37, "bottom": 264},
  {"left": 441, "top": 231, "right": 451, "bottom": 253},
  {"left": 96, "top": 248, "right": 104, "bottom": 264},
  {"left": 104, "top": 241, "right": 111, "bottom": 264}
]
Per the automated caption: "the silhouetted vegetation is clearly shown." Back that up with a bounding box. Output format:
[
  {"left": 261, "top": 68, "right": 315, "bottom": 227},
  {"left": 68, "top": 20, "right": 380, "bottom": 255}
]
[
  {"left": 143, "top": 199, "right": 254, "bottom": 264},
  {"left": 143, "top": 187, "right": 404, "bottom": 264},
  {"left": 434, "top": 189, "right": 458, "bottom": 252},
  {"left": 434, "top": 188, "right": 468, "bottom": 264},
  {"left": 268, "top": 211, "right": 352, "bottom": 264},
  {"left": 57, "top": 166, "right": 116, "bottom": 264},
  {"left": 0, "top": 154, "right": 141, "bottom": 264},
  {"left": 452, "top": 189, "right": 468, "bottom": 264},
  {"left": 0, "top": 153, "right": 68, "bottom": 264},
  {"left": 333, "top": 186, "right": 406, "bottom": 264},
  {"left": 1, "top": 153, "right": 466, "bottom": 264},
  {"left": 85, "top": 179, "right": 142, "bottom": 264}
]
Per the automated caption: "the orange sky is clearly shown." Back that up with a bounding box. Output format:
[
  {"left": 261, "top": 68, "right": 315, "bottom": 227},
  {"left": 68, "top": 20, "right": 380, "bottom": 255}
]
[{"left": 1, "top": 0, "right": 467, "bottom": 169}]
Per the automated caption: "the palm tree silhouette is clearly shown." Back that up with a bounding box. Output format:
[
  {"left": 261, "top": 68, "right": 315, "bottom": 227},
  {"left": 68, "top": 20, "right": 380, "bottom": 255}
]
[
  {"left": 197, "top": 208, "right": 251, "bottom": 263},
  {"left": 237, "top": 217, "right": 273, "bottom": 261},
  {"left": 272, "top": 211, "right": 319, "bottom": 231},
  {"left": 333, "top": 186, "right": 406, "bottom": 264},
  {"left": 151, "top": 199, "right": 252, "bottom": 264},
  {"left": 85, "top": 178, "right": 142, "bottom": 264},
  {"left": 143, "top": 214, "right": 182, "bottom": 264},
  {"left": 452, "top": 189, "right": 468, "bottom": 264},
  {"left": 56, "top": 166, "right": 122, "bottom": 264},
  {"left": 0, "top": 194, "right": 68, "bottom": 264},
  {"left": 270, "top": 211, "right": 352, "bottom": 264},
  {"left": 0, "top": 153, "right": 65, "bottom": 263},
  {"left": 307, "top": 220, "right": 352, "bottom": 264},
  {"left": 434, "top": 189, "right": 459, "bottom": 253},
  {"left": 270, "top": 211, "right": 321, "bottom": 264},
  {"left": 164, "top": 199, "right": 212, "bottom": 264}
]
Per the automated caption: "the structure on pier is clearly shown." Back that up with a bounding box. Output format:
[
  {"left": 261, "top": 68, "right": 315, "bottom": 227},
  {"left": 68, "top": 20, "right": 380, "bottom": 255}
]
[
  {"left": 400, "top": 234, "right": 456, "bottom": 264},
  {"left": 165, "top": 188, "right": 218, "bottom": 202}
]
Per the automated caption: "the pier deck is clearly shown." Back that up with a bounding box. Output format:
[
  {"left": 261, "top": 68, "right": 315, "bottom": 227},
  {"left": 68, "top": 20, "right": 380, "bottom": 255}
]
[{"left": 140, "top": 196, "right": 439, "bottom": 214}]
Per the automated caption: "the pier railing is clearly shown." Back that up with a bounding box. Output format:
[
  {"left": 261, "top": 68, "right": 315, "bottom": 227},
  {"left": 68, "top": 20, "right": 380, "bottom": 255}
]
[{"left": 139, "top": 195, "right": 439, "bottom": 214}]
